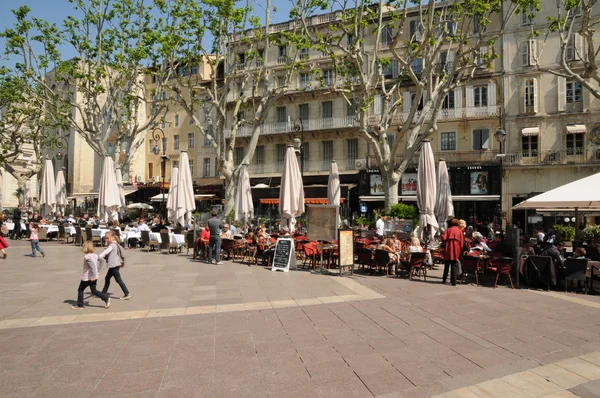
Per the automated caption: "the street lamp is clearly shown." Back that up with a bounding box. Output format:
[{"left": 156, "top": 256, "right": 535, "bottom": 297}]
[
  {"left": 292, "top": 117, "right": 304, "bottom": 177},
  {"left": 56, "top": 135, "right": 70, "bottom": 201},
  {"left": 494, "top": 127, "right": 506, "bottom": 154},
  {"left": 152, "top": 127, "right": 169, "bottom": 219}
]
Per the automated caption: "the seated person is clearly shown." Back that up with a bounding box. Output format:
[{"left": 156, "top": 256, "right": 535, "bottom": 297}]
[
  {"left": 221, "top": 224, "right": 233, "bottom": 239},
  {"left": 490, "top": 233, "right": 512, "bottom": 257},
  {"left": 376, "top": 238, "right": 398, "bottom": 262},
  {"left": 574, "top": 247, "right": 588, "bottom": 259},
  {"left": 194, "top": 225, "right": 210, "bottom": 259},
  {"left": 469, "top": 232, "right": 492, "bottom": 253},
  {"left": 408, "top": 237, "right": 424, "bottom": 253},
  {"left": 520, "top": 237, "right": 535, "bottom": 257},
  {"left": 389, "top": 234, "right": 402, "bottom": 252}
]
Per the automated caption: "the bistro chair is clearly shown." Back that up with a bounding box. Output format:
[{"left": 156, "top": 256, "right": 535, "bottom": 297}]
[
  {"left": 73, "top": 226, "right": 84, "bottom": 246},
  {"left": 159, "top": 229, "right": 177, "bottom": 254},
  {"left": 57, "top": 225, "right": 68, "bottom": 243},
  {"left": 357, "top": 248, "right": 374, "bottom": 272},
  {"left": 524, "top": 255, "right": 553, "bottom": 291},
  {"left": 37, "top": 227, "right": 48, "bottom": 242},
  {"left": 85, "top": 227, "right": 102, "bottom": 247},
  {"left": 461, "top": 255, "right": 482, "bottom": 286},
  {"left": 141, "top": 230, "right": 159, "bottom": 252},
  {"left": 374, "top": 249, "right": 398, "bottom": 277},
  {"left": 186, "top": 231, "right": 195, "bottom": 257},
  {"left": 221, "top": 238, "right": 235, "bottom": 261},
  {"left": 563, "top": 258, "right": 588, "bottom": 292},
  {"left": 487, "top": 257, "right": 514, "bottom": 289},
  {"left": 406, "top": 252, "right": 427, "bottom": 281},
  {"left": 173, "top": 226, "right": 183, "bottom": 235},
  {"left": 302, "top": 241, "right": 320, "bottom": 270}
]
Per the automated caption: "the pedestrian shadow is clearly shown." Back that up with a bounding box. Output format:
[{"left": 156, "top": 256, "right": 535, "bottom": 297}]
[{"left": 63, "top": 298, "right": 106, "bottom": 308}]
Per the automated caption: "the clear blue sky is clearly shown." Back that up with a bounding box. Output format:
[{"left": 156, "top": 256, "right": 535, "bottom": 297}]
[{"left": 0, "top": 0, "right": 295, "bottom": 65}]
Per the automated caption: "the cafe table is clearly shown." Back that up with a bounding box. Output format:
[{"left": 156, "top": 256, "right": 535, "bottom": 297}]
[{"left": 315, "top": 244, "right": 338, "bottom": 269}]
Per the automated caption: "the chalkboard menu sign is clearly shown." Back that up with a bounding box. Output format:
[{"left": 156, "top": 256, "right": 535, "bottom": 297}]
[{"left": 271, "top": 238, "right": 296, "bottom": 272}]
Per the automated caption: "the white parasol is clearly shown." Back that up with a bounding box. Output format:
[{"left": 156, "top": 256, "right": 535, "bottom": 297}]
[
  {"left": 434, "top": 160, "right": 454, "bottom": 232},
  {"left": 235, "top": 164, "right": 254, "bottom": 226},
  {"left": 97, "top": 157, "right": 121, "bottom": 222},
  {"left": 39, "top": 159, "right": 56, "bottom": 218},
  {"left": 417, "top": 140, "right": 439, "bottom": 243},
  {"left": 279, "top": 145, "right": 304, "bottom": 232},
  {"left": 176, "top": 151, "right": 196, "bottom": 226}
]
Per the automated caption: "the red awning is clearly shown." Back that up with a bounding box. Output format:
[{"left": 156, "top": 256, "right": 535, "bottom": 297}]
[{"left": 259, "top": 198, "right": 344, "bottom": 205}]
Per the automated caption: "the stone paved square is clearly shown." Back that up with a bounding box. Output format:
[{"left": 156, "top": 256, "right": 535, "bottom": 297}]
[{"left": 1, "top": 240, "right": 600, "bottom": 397}]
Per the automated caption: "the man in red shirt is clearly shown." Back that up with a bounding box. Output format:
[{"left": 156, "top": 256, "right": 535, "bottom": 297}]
[{"left": 195, "top": 225, "right": 210, "bottom": 260}]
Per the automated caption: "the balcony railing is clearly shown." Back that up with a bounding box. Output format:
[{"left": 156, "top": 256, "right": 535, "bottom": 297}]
[
  {"left": 247, "top": 155, "right": 356, "bottom": 176},
  {"left": 232, "top": 115, "right": 358, "bottom": 138},
  {"left": 370, "top": 105, "right": 500, "bottom": 126},
  {"left": 503, "top": 148, "right": 600, "bottom": 167},
  {"left": 367, "top": 150, "right": 501, "bottom": 169}
]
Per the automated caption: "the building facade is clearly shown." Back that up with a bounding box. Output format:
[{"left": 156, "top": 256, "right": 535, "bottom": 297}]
[
  {"left": 225, "top": 8, "right": 505, "bottom": 223},
  {"left": 501, "top": 3, "right": 600, "bottom": 232}
]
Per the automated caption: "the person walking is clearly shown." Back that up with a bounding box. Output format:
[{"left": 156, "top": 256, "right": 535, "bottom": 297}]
[
  {"left": 29, "top": 222, "right": 45, "bottom": 258},
  {"left": 72, "top": 241, "right": 111, "bottom": 310},
  {"left": 207, "top": 210, "right": 223, "bottom": 265},
  {"left": 441, "top": 218, "right": 464, "bottom": 286},
  {"left": 99, "top": 231, "right": 131, "bottom": 300},
  {"left": 12, "top": 206, "right": 22, "bottom": 239},
  {"left": 0, "top": 214, "right": 9, "bottom": 259},
  {"left": 375, "top": 215, "right": 385, "bottom": 240}
]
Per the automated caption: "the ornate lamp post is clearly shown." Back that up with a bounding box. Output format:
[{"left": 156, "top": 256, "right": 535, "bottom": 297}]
[
  {"left": 292, "top": 117, "right": 304, "bottom": 177},
  {"left": 152, "top": 127, "right": 169, "bottom": 219}
]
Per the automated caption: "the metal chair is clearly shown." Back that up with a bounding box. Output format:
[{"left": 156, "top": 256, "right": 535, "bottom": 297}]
[
  {"left": 141, "top": 230, "right": 159, "bottom": 252},
  {"left": 57, "top": 225, "right": 67, "bottom": 243},
  {"left": 73, "top": 226, "right": 84, "bottom": 246},
  {"left": 406, "top": 252, "right": 427, "bottom": 281},
  {"left": 487, "top": 257, "right": 515, "bottom": 289},
  {"left": 564, "top": 258, "right": 588, "bottom": 292},
  {"left": 37, "top": 228, "right": 48, "bottom": 242},
  {"left": 461, "top": 255, "right": 481, "bottom": 286},
  {"left": 186, "top": 231, "right": 195, "bottom": 257},
  {"left": 85, "top": 227, "right": 102, "bottom": 246},
  {"left": 525, "top": 255, "right": 554, "bottom": 291},
  {"left": 374, "top": 249, "right": 398, "bottom": 277}
]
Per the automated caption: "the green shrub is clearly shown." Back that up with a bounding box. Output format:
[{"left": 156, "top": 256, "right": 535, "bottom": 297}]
[
  {"left": 553, "top": 224, "right": 575, "bottom": 242},
  {"left": 389, "top": 203, "right": 418, "bottom": 220},
  {"left": 583, "top": 225, "right": 600, "bottom": 241}
]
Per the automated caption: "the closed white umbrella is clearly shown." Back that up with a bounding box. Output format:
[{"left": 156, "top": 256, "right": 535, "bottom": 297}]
[
  {"left": 327, "top": 161, "right": 340, "bottom": 205},
  {"left": 176, "top": 151, "right": 196, "bottom": 226},
  {"left": 279, "top": 145, "right": 304, "bottom": 232},
  {"left": 235, "top": 164, "right": 254, "bottom": 226},
  {"left": 115, "top": 168, "right": 126, "bottom": 217},
  {"left": 55, "top": 167, "right": 67, "bottom": 215},
  {"left": 166, "top": 166, "right": 179, "bottom": 224},
  {"left": 97, "top": 157, "right": 121, "bottom": 222},
  {"left": 39, "top": 159, "right": 56, "bottom": 218},
  {"left": 434, "top": 160, "right": 454, "bottom": 232},
  {"left": 417, "top": 140, "right": 439, "bottom": 243}
]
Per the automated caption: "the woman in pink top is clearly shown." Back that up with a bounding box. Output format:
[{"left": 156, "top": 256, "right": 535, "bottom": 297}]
[{"left": 29, "top": 222, "right": 45, "bottom": 258}]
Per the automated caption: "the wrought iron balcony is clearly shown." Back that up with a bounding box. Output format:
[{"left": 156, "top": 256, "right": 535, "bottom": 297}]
[{"left": 503, "top": 148, "right": 600, "bottom": 167}]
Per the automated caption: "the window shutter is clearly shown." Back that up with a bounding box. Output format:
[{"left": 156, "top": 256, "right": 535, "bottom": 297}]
[
  {"left": 557, "top": 76, "right": 566, "bottom": 111},
  {"left": 482, "top": 129, "right": 491, "bottom": 149},
  {"left": 466, "top": 86, "right": 474, "bottom": 107},
  {"left": 374, "top": 94, "right": 383, "bottom": 115},
  {"left": 454, "top": 86, "right": 463, "bottom": 118},
  {"left": 529, "top": 39, "right": 537, "bottom": 66},
  {"left": 447, "top": 50, "right": 455, "bottom": 71},
  {"left": 566, "top": 34, "right": 575, "bottom": 61},
  {"left": 520, "top": 42, "right": 529, "bottom": 67},
  {"left": 409, "top": 20, "right": 416, "bottom": 39},
  {"left": 487, "top": 82, "right": 496, "bottom": 112},
  {"left": 575, "top": 33, "right": 584, "bottom": 60},
  {"left": 521, "top": 79, "right": 527, "bottom": 113},
  {"left": 533, "top": 77, "right": 539, "bottom": 113},
  {"left": 473, "top": 130, "right": 481, "bottom": 150},
  {"left": 403, "top": 91, "right": 412, "bottom": 114},
  {"left": 391, "top": 59, "right": 399, "bottom": 77}
]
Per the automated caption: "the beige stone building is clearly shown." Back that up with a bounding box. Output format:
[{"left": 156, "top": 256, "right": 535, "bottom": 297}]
[
  {"left": 143, "top": 58, "right": 221, "bottom": 203},
  {"left": 501, "top": 2, "right": 600, "bottom": 231},
  {"left": 226, "top": 8, "right": 504, "bottom": 222}
]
